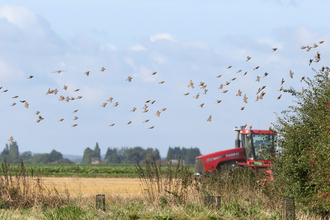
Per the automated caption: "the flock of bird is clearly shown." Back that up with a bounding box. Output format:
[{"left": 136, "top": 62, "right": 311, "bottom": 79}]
[{"left": 4, "top": 40, "right": 326, "bottom": 144}]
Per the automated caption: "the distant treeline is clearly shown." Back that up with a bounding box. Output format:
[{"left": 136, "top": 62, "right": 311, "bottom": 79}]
[
  {"left": 0, "top": 142, "right": 202, "bottom": 165},
  {"left": 0, "top": 141, "right": 72, "bottom": 164}
]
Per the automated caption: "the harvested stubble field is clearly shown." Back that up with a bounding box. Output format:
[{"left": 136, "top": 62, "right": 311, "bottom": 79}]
[{"left": 41, "top": 177, "right": 143, "bottom": 196}]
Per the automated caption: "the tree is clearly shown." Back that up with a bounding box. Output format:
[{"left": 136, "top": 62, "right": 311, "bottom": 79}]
[
  {"left": 93, "top": 142, "right": 101, "bottom": 162},
  {"left": 82, "top": 147, "right": 93, "bottom": 164},
  {"left": 273, "top": 67, "right": 330, "bottom": 215},
  {"left": 185, "top": 147, "right": 201, "bottom": 164},
  {"left": 49, "top": 150, "right": 63, "bottom": 162}
]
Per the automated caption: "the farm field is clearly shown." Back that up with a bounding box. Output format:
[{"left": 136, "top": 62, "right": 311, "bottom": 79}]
[{"left": 42, "top": 177, "right": 143, "bottom": 196}]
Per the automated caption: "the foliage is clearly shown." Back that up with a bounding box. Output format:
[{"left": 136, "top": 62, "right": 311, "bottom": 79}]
[
  {"left": 272, "top": 67, "right": 330, "bottom": 216},
  {"left": 0, "top": 141, "right": 20, "bottom": 164},
  {"left": 82, "top": 142, "right": 101, "bottom": 164},
  {"left": 166, "top": 146, "right": 201, "bottom": 164}
]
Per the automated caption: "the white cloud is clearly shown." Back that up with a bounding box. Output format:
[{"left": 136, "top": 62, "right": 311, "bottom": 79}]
[
  {"left": 102, "top": 44, "right": 117, "bottom": 51},
  {"left": 150, "top": 33, "right": 175, "bottom": 43},
  {"left": 129, "top": 44, "right": 146, "bottom": 51},
  {"left": 181, "top": 41, "right": 210, "bottom": 49}
]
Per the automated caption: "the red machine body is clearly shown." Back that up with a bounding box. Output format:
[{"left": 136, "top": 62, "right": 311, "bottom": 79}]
[{"left": 194, "top": 126, "right": 276, "bottom": 179}]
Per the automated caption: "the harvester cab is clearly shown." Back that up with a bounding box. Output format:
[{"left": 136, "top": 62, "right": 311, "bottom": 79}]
[{"left": 194, "top": 125, "right": 276, "bottom": 178}]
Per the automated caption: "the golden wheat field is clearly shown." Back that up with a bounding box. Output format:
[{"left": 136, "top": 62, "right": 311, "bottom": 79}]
[{"left": 41, "top": 177, "right": 143, "bottom": 197}]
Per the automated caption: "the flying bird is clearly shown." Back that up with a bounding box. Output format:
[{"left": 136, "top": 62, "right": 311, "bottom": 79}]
[
  {"left": 203, "top": 89, "right": 208, "bottom": 95},
  {"left": 321, "top": 66, "right": 325, "bottom": 72},
  {"left": 113, "top": 102, "right": 119, "bottom": 107},
  {"left": 225, "top": 81, "right": 230, "bottom": 86},
  {"left": 20, "top": 100, "right": 26, "bottom": 103},
  {"left": 300, "top": 76, "right": 305, "bottom": 82},
  {"left": 253, "top": 66, "right": 260, "bottom": 70},
  {"left": 143, "top": 119, "right": 149, "bottom": 123},
  {"left": 107, "top": 97, "right": 113, "bottom": 103},
  {"left": 126, "top": 76, "right": 132, "bottom": 82},
  {"left": 307, "top": 46, "right": 312, "bottom": 52},
  {"left": 65, "top": 96, "right": 70, "bottom": 102},
  {"left": 216, "top": 75, "right": 222, "bottom": 78},
  {"left": 72, "top": 124, "right": 78, "bottom": 127},
  {"left": 101, "top": 103, "right": 107, "bottom": 108},
  {"left": 256, "top": 76, "right": 260, "bottom": 82},
  {"left": 281, "top": 78, "right": 285, "bottom": 85},
  {"left": 10, "top": 103, "right": 16, "bottom": 107},
  {"left": 218, "top": 84, "right": 223, "bottom": 90},
  {"left": 309, "top": 59, "right": 313, "bottom": 65},
  {"left": 73, "top": 89, "right": 79, "bottom": 92},
  {"left": 277, "top": 86, "right": 283, "bottom": 91},
  {"left": 231, "top": 78, "right": 236, "bottom": 81},
  {"left": 8, "top": 136, "right": 13, "bottom": 144},
  {"left": 73, "top": 116, "right": 78, "bottom": 120},
  {"left": 199, "top": 103, "right": 204, "bottom": 108},
  {"left": 152, "top": 72, "right": 157, "bottom": 75},
  {"left": 199, "top": 82, "right": 205, "bottom": 86},
  {"left": 193, "top": 93, "right": 200, "bottom": 99},
  {"left": 302, "top": 87, "right": 305, "bottom": 95},
  {"left": 207, "top": 115, "right": 212, "bottom": 122},
  {"left": 277, "top": 94, "right": 282, "bottom": 100},
  {"left": 236, "top": 70, "right": 242, "bottom": 73},
  {"left": 155, "top": 111, "right": 161, "bottom": 117},
  {"left": 243, "top": 94, "right": 248, "bottom": 103},
  {"left": 263, "top": 72, "right": 268, "bottom": 78},
  {"left": 130, "top": 107, "right": 137, "bottom": 112},
  {"left": 222, "top": 90, "right": 228, "bottom": 93},
  {"left": 12, "top": 96, "right": 18, "bottom": 98},
  {"left": 52, "top": 70, "right": 66, "bottom": 73},
  {"left": 146, "top": 100, "right": 151, "bottom": 103},
  {"left": 246, "top": 56, "right": 251, "bottom": 62},
  {"left": 2, "top": 89, "right": 8, "bottom": 93},
  {"left": 35, "top": 111, "right": 40, "bottom": 115},
  {"left": 84, "top": 71, "right": 90, "bottom": 76},
  {"left": 201, "top": 84, "right": 207, "bottom": 89},
  {"left": 70, "top": 97, "right": 75, "bottom": 100},
  {"left": 24, "top": 102, "right": 29, "bottom": 109},
  {"left": 243, "top": 71, "right": 248, "bottom": 76},
  {"left": 27, "top": 75, "right": 34, "bottom": 79},
  {"left": 127, "top": 121, "right": 132, "bottom": 125},
  {"left": 38, "top": 116, "right": 44, "bottom": 120},
  {"left": 77, "top": 96, "right": 83, "bottom": 99},
  {"left": 63, "top": 85, "right": 68, "bottom": 90},
  {"left": 226, "top": 65, "right": 232, "bottom": 69},
  {"left": 290, "top": 70, "right": 294, "bottom": 79},
  {"left": 241, "top": 107, "right": 245, "bottom": 111},
  {"left": 73, "top": 109, "right": 78, "bottom": 113},
  {"left": 58, "top": 119, "right": 64, "bottom": 122},
  {"left": 100, "top": 67, "right": 106, "bottom": 72},
  {"left": 161, "top": 108, "right": 167, "bottom": 111},
  {"left": 183, "top": 93, "right": 189, "bottom": 96},
  {"left": 313, "top": 43, "right": 318, "bottom": 48},
  {"left": 236, "top": 90, "right": 242, "bottom": 96},
  {"left": 188, "top": 80, "right": 194, "bottom": 88},
  {"left": 301, "top": 46, "right": 306, "bottom": 49},
  {"left": 109, "top": 123, "right": 115, "bottom": 127},
  {"left": 216, "top": 100, "right": 222, "bottom": 104},
  {"left": 148, "top": 126, "right": 154, "bottom": 129},
  {"left": 158, "top": 81, "right": 165, "bottom": 84},
  {"left": 272, "top": 48, "right": 277, "bottom": 52}
]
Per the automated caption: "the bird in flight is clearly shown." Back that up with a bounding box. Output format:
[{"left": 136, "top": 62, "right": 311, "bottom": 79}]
[
  {"left": 73, "top": 89, "right": 79, "bottom": 92},
  {"left": 225, "top": 81, "right": 230, "bottom": 86},
  {"left": 207, "top": 115, "right": 212, "bottom": 122},
  {"left": 183, "top": 93, "right": 189, "bottom": 96},
  {"left": 231, "top": 78, "right": 236, "bottom": 81},
  {"left": 227, "top": 65, "right": 232, "bottom": 69},
  {"left": 199, "top": 103, "right": 204, "bottom": 108},
  {"left": 216, "top": 100, "right": 222, "bottom": 104},
  {"left": 222, "top": 90, "right": 228, "bottom": 93},
  {"left": 243, "top": 71, "right": 248, "bottom": 76},
  {"left": 243, "top": 94, "right": 248, "bottom": 103},
  {"left": 256, "top": 76, "right": 260, "bottom": 82},
  {"left": 148, "top": 126, "right": 154, "bottom": 129},
  {"left": 143, "top": 119, "right": 149, "bottom": 123},
  {"left": 277, "top": 94, "right": 282, "bottom": 100},
  {"left": 155, "top": 111, "right": 161, "bottom": 117},
  {"left": 107, "top": 97, "right": 113, "bottom": 103},
  {"left": 152, "top": 72, "right": 157, "bottom": 75},
  {"left": 77, "top": 96, "right": 83, "bottom": 99},
  {"left": 272, "top": 48, "right": 277, "bottom": 52},
  {"left": 58, "top": 119, "right": 64, "bottom": 122},
  {"left": 130, "top": 107, "right": 137, "bottom": 112},
  {"left": 253, "top": 66, "right": 259, "bottom": 70},
  {"left": 218, "top": 84, "right": 223, "bottom": 90},
  {"left": 8, "top": 136, "right": 13, "bottom": 144},
  {"left": 113, "top": 102, "right": 119, "bottom": 107},
  {"left": 24, "top": 102, "right": 29, "bottom": 109},
  {"left": 2, "top": 89, "right": 8, "bottom": 93},
  {"left": 290, "top": 70, "right": 294, "bottom": 79},
  {"left": 73, "top": 116, "right": 78, "bottom": 120},
  {"left": 127, "top": 121, "right": 132, "bottom": 125},
  {"left": 246, "top": 56, "right": 251, "bottom": 62},
  {"left": 35, "top": 111, "right": 40, "bottom": 115},
  {"left": 277, "top": 86, "right": 283, "bottom": 92},
  {"left": 126, "top": 76, "right": 132, "bottom": 82},
  {"left": 100, "top": 67, "right": 106, "bottom": 72},
  {"left": 236, "top": 70, "right": 242, "bottom": 73},
  {"left": 161, "top": 108, "right": 167, "bottom": 111},
  {"left": 10, "top": 103, "right": 16, "bottom": 107},
  {"left": 263, "top": 72, "right": 268, "bottom": 78},
  {"left": 72, "top": 124, "right": 78, "bottom": 127},
  {"left": 52, "top": 70, "right": 66, "bottom": 73},
  {"left": 12, "top": 96, "right": 18, "bottom": 98},
  {"left": 281, "top": 78, "right": 285, "bottom": 85},
  {"left": 301, "top": 46, "right": 307, "bottom": 49},
  {"left": 158, "top": 81, "right": 165, "bottom": 84},
  {"left": 203, "top": 89, "right": 208, "bottom": 95},
  {"left": 319, "top": 41, "right": 324, "bottom": 44},
  {"left": 151, "top": 100, "right": 156, "bottom": 104},
  {"left": 193, "top": 93, "right": 200, "bottom": 99},
  {"left": 309, "top": 59, "right": 313, "bottom": 66},
  {"left": 188, "top": 80, "right": 194, "bottom": 88},
  {"left": 63, "top": 85, "right": 68, "bottom": 90},
  {"left": 216, "top": 74, "right": 222, "bottom": 78},
  {"left": 84, "top": 71, "right": 90, "bottom": 76},
  {"left": 300, "top": 76, "right": 305, "bottom": 82},
  {"left": 241, "top": 107, "right": 245, "bottom": 111},
  {"left": 313, "top": 43, "right": 318, "bottom": 48},
  {"left": 109, "top": 123, "right": 115, "bottom": 127},
  {"left": 101, "top": 103, "right": 107, "bottom": 108},
  {"left": 236, "top": 90, "right": 242, "bottom": 96},
  {"left": 27, "top": 75, "right": 34, "bottom": 79},
  {"left": 73, "top": 109, "right": 78, "bottom": 113}
]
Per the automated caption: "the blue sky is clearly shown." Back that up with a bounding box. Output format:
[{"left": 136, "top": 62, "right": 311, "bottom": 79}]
[{"left": 0, "top": 0, "right": 329, "bottom": 158}]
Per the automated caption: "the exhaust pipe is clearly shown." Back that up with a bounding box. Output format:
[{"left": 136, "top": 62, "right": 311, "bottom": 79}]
[{"left": 234, "top": 127, "right": 241, "bottom": 148}]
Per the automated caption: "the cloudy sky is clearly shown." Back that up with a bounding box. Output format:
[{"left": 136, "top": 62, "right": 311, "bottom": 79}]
[{"left": 0, "top": 0, "right": 329, "bottom": 158}]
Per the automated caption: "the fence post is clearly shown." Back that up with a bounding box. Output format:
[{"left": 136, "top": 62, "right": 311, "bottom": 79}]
[
  {"left": 204, "top": 196, "right": 221, "bottom": 209},
  {"left": 96, "top": 194, "right": 105, "bottom": 211},
  {"left": 283, "top": 197, "right": 295, "bottom": 220}
]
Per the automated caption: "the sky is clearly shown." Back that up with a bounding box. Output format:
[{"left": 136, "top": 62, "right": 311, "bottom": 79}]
[{"left": 0, "top": 0, "right": 329, "bottom": 158}]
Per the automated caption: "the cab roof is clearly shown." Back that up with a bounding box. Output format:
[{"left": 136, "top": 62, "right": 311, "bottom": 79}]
[{"left": 240, "top": 129, "right": 276, "bottom": 134}]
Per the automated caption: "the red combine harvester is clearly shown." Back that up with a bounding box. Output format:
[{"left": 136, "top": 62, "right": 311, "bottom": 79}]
[{"left": 194, "top": 125, "right": 276, "bottom": 179}]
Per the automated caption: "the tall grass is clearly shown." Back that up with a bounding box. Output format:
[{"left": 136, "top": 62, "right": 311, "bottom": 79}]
[
  {"left": 0, "top": 157, "right": 69, "bottom": 209},
  {"left": 136, "top": 156, "right": 329, "bottom": 219}
]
